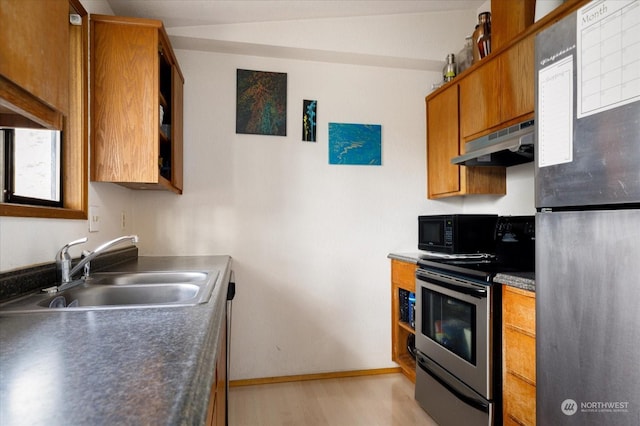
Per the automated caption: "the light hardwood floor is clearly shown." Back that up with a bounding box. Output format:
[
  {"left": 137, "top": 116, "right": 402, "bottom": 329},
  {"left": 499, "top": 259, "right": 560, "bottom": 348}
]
[{"left": 229, "top": 373, "right": 438, "bottom": 425}]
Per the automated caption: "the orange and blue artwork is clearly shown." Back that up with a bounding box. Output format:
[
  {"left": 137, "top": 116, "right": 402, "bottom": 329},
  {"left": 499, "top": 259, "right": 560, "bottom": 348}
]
[
  {"left": 328, "top": 123, "right": 382, "bottom": 165},
  {"left": 236, "top": 69, "right": 287, "bottom": 136},
  {"left": 302, "top": 100, "right": 317, "bottom": 142}
]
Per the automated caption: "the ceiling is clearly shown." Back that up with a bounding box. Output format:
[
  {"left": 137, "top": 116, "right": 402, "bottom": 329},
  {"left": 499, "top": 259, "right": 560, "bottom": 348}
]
[{"left": 106, "top": 0, "right": 486, "bottom": 28}]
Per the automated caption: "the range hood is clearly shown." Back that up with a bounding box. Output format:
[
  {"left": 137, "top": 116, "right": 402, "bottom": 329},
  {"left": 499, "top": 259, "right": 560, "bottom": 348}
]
[{"left": 451, "top": 119, "right": 534, "bottom": 166}]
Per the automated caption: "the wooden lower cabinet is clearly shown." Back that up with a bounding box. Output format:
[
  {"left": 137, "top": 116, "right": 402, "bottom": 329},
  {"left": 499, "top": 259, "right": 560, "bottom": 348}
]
[
  {"left": 206, "top": 319, "right": 227, "bottom": 426},
  {"left": 391, "top": 259, "right": 417, "bottom": 382},
  {"left": 502, "top": 285, "right": 536, "bottom": 425}
]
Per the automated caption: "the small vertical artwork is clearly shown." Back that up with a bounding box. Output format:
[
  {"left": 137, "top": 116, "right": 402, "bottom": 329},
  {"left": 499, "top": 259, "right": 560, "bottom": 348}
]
[
  {"left": 302, "top": 100, "right": 317, "bottom": 142},
  {"left": 236, "top": 69, "right": 287, "bottom": 136},
  {"left": 328, "top": 123, "right": 382, "bottom": 165}
]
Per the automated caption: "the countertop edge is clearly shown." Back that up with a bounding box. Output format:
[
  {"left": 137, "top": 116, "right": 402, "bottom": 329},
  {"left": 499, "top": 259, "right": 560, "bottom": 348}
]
[{"left": 177, "top": 257, "right": 232, "bottom": 424}]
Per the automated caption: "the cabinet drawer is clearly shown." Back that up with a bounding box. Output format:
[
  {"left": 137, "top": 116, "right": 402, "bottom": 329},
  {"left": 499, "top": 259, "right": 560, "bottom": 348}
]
[
  {"left": 504, "top": 327, "right": 536, "bottom": 384},
  {"left": 503, "top": 287, "right": 535, "bottom": 335},
  {"left": 391, "top": 260, "right": 416, "bottom": 290},
  {"left": 504, "top": 372, "right": 536, "bottom": 426}
]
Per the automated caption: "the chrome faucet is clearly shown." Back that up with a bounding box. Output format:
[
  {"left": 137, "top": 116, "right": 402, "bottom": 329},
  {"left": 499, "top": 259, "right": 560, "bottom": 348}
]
[
  {"left": 56, "top": 237, "right": 88, "bottom": 284},
  {"left": 54, "top": 235, "right": 139, "bottom": 291}
]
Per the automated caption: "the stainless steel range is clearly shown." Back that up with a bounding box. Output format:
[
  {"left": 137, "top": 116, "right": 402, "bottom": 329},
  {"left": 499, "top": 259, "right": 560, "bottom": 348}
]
[{"left": 414, "top": 216, "right": 535, "bottom": 426}]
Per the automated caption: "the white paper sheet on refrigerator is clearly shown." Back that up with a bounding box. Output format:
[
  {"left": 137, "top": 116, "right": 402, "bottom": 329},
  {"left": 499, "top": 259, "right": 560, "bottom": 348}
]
[{"left": 577, "top": 0, "right": 640, "bottom": 118}]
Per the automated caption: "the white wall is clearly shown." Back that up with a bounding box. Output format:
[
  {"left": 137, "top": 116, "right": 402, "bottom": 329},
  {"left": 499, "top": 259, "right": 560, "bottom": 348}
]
[{"left": 131, "top": 48, "right": 533, "bottom": 379}]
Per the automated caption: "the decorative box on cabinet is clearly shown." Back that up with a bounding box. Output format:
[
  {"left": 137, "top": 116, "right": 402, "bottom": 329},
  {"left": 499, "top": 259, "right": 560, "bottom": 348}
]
[
  {"left": 391, "top": 259, "right": 417, "bottom": 382},
  {"left": 90, "top": 15, "right": 184, "bottom": 193},
  {"left": 491, "top": 0, "right": 536, "bottom": 52},
  {"left": 426, "top": 84, "right": 506, "bottom": 199},
  {"left": 502, "top": 285, "right": 536, "bottom": 426}
]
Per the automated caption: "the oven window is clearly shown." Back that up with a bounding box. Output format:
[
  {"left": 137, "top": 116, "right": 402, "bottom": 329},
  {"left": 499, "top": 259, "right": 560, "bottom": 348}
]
[{"left": 421, "top": 287, "right": 476, "bottom": 364}]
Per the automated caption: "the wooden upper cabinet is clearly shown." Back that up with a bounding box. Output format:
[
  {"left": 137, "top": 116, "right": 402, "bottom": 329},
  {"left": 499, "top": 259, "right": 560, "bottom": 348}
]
[
  {"left": 459, "top": 33, "right": 535, "bottom": 141},
  {"left": 426, "top": 84, "right": 506, "bottom": 199},
  {"left": 427, "top": 85, "right": 461, "bottom": 197},
  {"left": 90, "top": 15, "right": 184, "bottom": 193},
  {"left": 459, "top": 59, "right": 501, "bottom": 139},
  {"left": 0, "top": 0, "right": 69, "bottom": 127},
  {"left": 500, "top": 34, "right": 535, "bottom": 126}
]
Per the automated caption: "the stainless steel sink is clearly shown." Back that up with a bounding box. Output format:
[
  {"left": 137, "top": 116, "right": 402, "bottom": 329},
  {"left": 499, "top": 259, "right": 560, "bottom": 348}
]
[
  {"left": 87, "top": 271, "right": 209, "bottom": 285},
  {"left": 39, "top": 284, "right": 200, "bottom": 307},
  {"left": 0, "top": 270, "right": 218, "bottom": 313}
]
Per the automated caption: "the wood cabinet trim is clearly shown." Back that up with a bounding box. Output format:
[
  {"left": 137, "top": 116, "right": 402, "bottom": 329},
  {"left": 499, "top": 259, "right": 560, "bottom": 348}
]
[{"left": 391, "top": 259, "right": 417, "bottom": 383}]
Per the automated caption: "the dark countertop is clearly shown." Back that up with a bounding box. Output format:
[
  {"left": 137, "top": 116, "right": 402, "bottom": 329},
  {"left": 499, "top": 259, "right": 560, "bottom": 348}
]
[
  {"left": 0, "top": 255, "right": 231, "bottom": 426},
  {"left": 493, "top": 272, "right": 535, "bottom": 292},
  {"left": 388, "top": 252, "right": 535, "bottom": 292}
]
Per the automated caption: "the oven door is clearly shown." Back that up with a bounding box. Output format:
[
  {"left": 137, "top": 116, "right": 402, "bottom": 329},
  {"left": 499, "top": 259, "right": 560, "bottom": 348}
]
[{"left": 415, "top": 268, "right": 493, "bottom": 399}]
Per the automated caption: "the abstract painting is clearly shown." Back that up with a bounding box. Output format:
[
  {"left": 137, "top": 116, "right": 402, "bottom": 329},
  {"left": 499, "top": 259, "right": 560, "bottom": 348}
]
[
  {"left": 302, "top": 100, "right": 317, "bottom": 142},
  {"left": 328, "top": 123, "right": 382, "bottom": 165},
  {"left": 236, "top": 69, "right": 287, "bottom": 136}
]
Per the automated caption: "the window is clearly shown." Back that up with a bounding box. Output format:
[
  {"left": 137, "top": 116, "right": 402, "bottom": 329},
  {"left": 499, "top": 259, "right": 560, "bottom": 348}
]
[{"left": 2, "top": 128, "right": 63, "bottom": 207}]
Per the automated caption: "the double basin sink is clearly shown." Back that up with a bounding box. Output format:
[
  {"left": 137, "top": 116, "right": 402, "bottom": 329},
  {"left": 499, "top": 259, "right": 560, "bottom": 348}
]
[{"left": 0, "top": 270, "right": 217, "bottom": 313}]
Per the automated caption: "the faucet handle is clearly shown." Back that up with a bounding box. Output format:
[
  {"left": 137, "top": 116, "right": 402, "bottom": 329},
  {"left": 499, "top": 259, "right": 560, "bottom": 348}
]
[{"left": 56, "top": 237, "right": 88, "bottom": 261}]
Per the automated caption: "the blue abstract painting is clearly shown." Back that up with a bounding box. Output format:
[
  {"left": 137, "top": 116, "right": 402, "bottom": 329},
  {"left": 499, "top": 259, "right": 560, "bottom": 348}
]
[{"left": 328, "top": 123, "right": 382, "bottom": 165}]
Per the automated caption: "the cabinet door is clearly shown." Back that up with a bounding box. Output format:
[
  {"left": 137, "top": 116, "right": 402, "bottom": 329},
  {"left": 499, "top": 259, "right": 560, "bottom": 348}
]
[
  {"left": 91, "top": 19, "right": 159, "bottom": 183},
  {"left": 426, "top": 85, "right": 461, "bottom": 198},
  {"left": 500, "top": 34, "right": 535, "bottom": 125},
  {"left": 459, "top": 59, "right": 500, "bottom": 139},
  {"left": 0, "top": 0, "right": 69, "bottom": 118},
  {"left": 503, "top": 286, "right": 536, "bottom": 426}
]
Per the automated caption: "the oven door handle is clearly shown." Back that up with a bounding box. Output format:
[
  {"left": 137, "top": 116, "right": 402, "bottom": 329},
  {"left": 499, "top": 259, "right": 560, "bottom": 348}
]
[
  {"left": 416, "top": 269, "right": 487, "bottom": 298},
  {"left": 416, "top": 352, "right": 490, "bottom": 413}
]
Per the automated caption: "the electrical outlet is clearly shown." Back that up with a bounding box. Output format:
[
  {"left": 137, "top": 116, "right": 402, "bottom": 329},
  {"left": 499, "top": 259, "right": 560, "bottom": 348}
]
[
  {"left": 89, "top": 205, "right": 100, "bottom": 232},
  {"left": 120, "top": 211, "right": 126, "bottom": 230}
]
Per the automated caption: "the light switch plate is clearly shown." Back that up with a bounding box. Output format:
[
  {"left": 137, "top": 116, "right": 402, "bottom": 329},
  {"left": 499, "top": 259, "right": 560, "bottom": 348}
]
[{"left": 89, "top": 205, "right": 100, "bottom": 232}]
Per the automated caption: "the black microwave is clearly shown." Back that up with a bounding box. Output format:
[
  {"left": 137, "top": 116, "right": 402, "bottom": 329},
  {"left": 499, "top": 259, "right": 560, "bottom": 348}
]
[{"left": 418, "top": 214, "right": 498, "bottom": 254}]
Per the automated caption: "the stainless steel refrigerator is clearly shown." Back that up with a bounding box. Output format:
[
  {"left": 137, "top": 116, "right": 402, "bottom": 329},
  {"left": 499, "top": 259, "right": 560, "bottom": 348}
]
[{"left": 535, "top": 1, "right": 640, "bottom": 425}]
